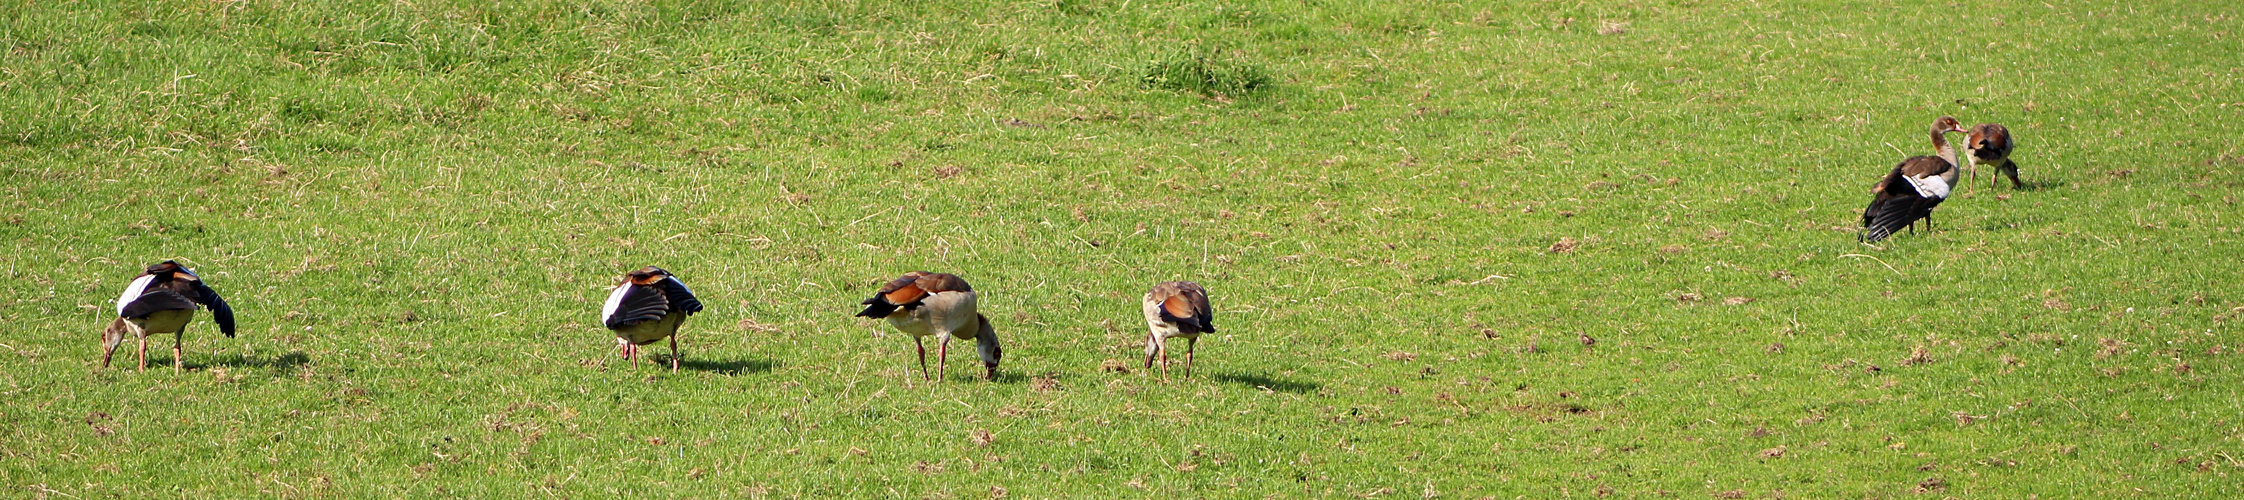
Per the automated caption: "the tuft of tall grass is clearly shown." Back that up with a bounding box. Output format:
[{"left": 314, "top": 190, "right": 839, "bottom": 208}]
[{"left": 1140, "top": 51, "right": 1270, "bottom": 98}]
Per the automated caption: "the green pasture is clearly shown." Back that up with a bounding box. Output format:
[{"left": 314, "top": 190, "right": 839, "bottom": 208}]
[{"left": 3, "top": 0, "right": 2241, "bottom": 497}]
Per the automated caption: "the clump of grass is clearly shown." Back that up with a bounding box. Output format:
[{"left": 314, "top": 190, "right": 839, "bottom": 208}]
[
  {"left": 127, "top": 20, "right": 175, "bottom": 38},
  {"left": 854, "top": 85, "right": 896, "bottom": 103},
  {"left": 278, "top": 98, "right": 341, "bottom": 124},
  {"left": 1140, "top": 51, "right": 1270, "bottom": 98}
]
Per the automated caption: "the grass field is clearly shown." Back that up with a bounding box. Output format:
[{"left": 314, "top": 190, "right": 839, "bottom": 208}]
[{"left": 4, "top": 0, "right": 2243, "bottom": 497}]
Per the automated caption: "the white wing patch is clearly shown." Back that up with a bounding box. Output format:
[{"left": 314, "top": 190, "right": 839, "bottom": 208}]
[
  {"left": 600, "top": 284, "right": 631, "bottom": 323},
  {"left": 115, "top": 275, "right": 156, "bottom": 317},
  {"left": 1906, "top": 174, "right": 1951, "bottom": 200}
]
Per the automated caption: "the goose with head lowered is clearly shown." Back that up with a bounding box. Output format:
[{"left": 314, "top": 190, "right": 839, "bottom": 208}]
[
  {"left": 855, "top": 271, "right": 1001, "bottom": 382},
  {"left": 105, "top": 260, "right": 236, "bottom": 372},
  {"left": 1965, "top": 122, "right": 2021, "bottom": 192},
  {"left": 601, "top": 266, "right": 703, "bottom": 372},
  {"left": 1142, "top": 281, "right": 1215, "bottom": 381},
  {"left": 1862, "top": 116, "right": 1967, "bottom": 243}
]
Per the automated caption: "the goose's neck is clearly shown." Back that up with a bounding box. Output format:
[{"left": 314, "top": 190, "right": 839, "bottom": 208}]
[{"left": 1930, "top": 130, "right": 1958, "bottom": 168}]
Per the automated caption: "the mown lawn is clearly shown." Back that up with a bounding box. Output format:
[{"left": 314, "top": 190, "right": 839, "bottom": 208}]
[{"left": 3, "top": 0, "right": 2241, "bottom": 497}]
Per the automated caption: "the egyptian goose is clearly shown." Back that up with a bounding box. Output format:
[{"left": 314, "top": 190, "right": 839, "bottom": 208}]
[
  {"left": 855, "top": 272, "right": 1002, "bottom": 381},
  {"left": 1965, "top": 122, "right": 2020, "bottom": 190},
  {"left": 1142, "top": 281, "right": 1215, "bottom": 380},
  {"left": 600, "top": 266, "right": 703, "bottom": 372},
  {"left": 1861, "top": 116, "right": 1967, "bottom": 242},
  {"left": 104, "top": 260, "right": 236, "bottom": 372}
]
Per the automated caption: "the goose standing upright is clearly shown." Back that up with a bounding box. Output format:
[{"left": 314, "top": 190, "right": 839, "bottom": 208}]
[
  {"left": 1142, "top": 281, "right": 1215, "bottom": 381},
  {"left": 1965, "top": 122, "right": 2020, "bottom": 191},
  {"left": 855, "top": 271, "right": 1001, "bottom": 381},
  {"left": 104, "top": 260, "right": 236, "bottom": 372},
  {"left": 601, "top": 266, "right": 703, "bottom": 372},
  {"left": 1861, "top": 116, "right": 1968, "bottom": 242}
]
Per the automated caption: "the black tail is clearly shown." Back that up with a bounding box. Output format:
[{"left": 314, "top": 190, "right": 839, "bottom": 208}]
[{"left": 855, "top": 298, "right": 898, "bottom": 319}]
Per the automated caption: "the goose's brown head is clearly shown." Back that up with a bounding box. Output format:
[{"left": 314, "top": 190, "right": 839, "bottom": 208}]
[{"left": 1932, "top": 116, "right": 1966, "bottom": 135}]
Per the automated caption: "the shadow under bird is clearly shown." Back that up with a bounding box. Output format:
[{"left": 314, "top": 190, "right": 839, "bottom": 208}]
[
  {"left": 601, "top": 266, "right": 703, "bottom": 372},
  {"left": 1965, "top": 122, "right": 2020, "bottom": 191},
  {"left": 1142, "top": 281, "right": 1215, "bottom": 380},
  {"left": 104, "top": 260, "right": 236, "bottom": 372},
  {"left": 1862, "top": 116, "right": 1967, "bottom": 243},
  {"left": 855, "top": 271, "right": 1001, "bottom": 381}
]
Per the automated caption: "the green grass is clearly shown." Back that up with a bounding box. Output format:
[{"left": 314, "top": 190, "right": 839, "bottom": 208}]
[{"left": 4, "top": 0, "right": 2242, "bottom": 497}]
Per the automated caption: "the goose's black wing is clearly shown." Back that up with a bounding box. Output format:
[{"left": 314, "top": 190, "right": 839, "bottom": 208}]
[
  {"left": 120, "top": 289, "right": 199, "bottom": 320},
  {"left": 186, "top": 279, "right": 236, "bottom": 337},
  {"left": 1864, "top": 192, "right": 1930, "bottom": 243},
  {"left": 603, "top": 284, "right": 672, "bottom": 330},
  {"left": 658, "top": 277, "right": 703, "bottom": 315},
  {"left": 1864, "top": 173, "right": 1949, "bottom": 243},
  {"left": 1862, "top": 157, "right": 1951, "bottom": 243}
]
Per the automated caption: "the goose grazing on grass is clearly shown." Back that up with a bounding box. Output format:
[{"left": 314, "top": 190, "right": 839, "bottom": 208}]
[
  {"left": 1862, "top": 116, "right": 1967, "bottom": 243},
  {"left": 856, "top": 271, "right": 1001, "bottom": 381},
  {"left": 1966, "top": 122, "right": 2020, "bottom": 191},
  {"left": 104, "top": 260, "right": 235, "bottom": 372},
  {"left": 1142, "top": 281, "right": 1215, "bottom": 381},
  {"left": 601, "top": 266, "right": 703, "bottom": 372}
]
